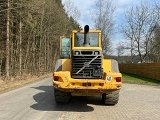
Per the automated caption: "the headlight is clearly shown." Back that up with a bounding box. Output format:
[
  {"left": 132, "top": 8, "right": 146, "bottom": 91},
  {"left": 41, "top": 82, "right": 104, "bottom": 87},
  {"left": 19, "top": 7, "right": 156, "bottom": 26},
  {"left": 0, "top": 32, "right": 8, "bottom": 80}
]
[
  {"left": 74, "top": 51, "right": 80, "bottom": 55},
  {"left": 106, "top": 76, "right": 112, "bottom": 82},
  {"left": 94, "top": 51, "right": 99, "bottom": 55}
]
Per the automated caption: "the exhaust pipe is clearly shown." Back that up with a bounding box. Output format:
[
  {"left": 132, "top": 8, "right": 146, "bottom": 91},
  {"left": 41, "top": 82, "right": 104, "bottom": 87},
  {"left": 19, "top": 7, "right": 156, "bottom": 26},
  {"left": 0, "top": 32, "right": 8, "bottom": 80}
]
[{"left": 84, "top": 25, "right": 90, "bottom": 46}]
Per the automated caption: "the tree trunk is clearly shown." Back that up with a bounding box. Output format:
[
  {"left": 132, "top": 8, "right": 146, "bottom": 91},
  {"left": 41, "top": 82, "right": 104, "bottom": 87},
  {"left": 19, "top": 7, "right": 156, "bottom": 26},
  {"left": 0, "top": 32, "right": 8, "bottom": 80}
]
[
  {"left": 5, "top": 0, "right": 10, "bottom": 82},
  {"left": 39, "top": 8, "right": 45, "bottom": 75},
  {"left": 19, "top": 18, "right": 22, "bottom": 76}
]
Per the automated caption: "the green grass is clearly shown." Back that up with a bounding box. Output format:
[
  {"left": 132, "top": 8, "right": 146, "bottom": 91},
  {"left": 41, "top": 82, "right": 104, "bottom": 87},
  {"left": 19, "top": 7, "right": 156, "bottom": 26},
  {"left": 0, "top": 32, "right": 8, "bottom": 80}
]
[{"left": 122, "top": 73, "right": 160, "bottom": 86}]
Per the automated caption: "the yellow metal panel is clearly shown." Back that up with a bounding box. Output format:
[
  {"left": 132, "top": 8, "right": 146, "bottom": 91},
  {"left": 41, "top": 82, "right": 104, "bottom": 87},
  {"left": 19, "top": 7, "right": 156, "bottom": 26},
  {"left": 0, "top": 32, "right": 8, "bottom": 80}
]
[
  {"left": 103, "top": 59, "right": 112, "bottom": 72},
  {"left": 62, "top": 59, "right": 71, "bottom": 71},
  {"left": 53, "top": 71, "right": 122, "bottom": 93},
  {"left": 72, "top": 32, "right": 74, "bottom": 49},
  {"left": 99, "top": 32, "right": 102, "bottom": 48}
]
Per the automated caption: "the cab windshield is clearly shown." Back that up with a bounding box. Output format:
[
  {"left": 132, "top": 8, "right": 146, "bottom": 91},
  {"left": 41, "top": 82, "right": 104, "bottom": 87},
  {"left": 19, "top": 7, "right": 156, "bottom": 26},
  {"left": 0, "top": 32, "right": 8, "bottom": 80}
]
[{"left": 74, "top": 33, "right": 99, "bottom": 47}]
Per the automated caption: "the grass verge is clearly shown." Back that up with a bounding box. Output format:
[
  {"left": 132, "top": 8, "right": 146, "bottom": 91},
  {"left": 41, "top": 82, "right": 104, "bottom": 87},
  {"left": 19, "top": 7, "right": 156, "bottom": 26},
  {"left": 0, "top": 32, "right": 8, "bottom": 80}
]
[{"left": 122, "top": 73, "right": 160, "bottom": 86}]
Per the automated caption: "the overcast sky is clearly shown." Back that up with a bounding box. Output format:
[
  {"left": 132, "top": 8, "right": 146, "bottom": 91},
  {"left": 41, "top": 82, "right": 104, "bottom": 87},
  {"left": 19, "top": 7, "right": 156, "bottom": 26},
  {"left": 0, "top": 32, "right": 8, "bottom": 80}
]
[{"left": 61, "top": 0, "right": 155, "bottom": 55}]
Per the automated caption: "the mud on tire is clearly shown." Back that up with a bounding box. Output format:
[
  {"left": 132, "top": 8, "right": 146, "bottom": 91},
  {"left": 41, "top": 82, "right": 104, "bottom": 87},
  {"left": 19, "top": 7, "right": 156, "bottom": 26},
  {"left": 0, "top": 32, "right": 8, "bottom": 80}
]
[
  {"left": 54, "top": 88, "right": 71, "bottom": 103},
  {"left": 102, "top": 90, "right": 120, "bottom": 105}
]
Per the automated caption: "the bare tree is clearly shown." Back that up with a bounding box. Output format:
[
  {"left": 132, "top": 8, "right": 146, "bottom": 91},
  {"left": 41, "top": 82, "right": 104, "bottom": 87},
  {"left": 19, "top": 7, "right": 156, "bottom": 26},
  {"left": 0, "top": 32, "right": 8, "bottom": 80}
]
[
  {"left": 91, "top": 0, "right": 115, "bottom": 56},
  {"left": 120, "top": 7, "right": 137, "bottom": 63},
  {"left": 152, "top": 0, "right": 160, "bottom": 62},
  {"left": 121, "top": 1, "right": 160, "bottom": 63},
  {"left": 62, "top": 0, "right": 81, "bottom": 36},
  {"left": 62, "top": 0, "right": 80, "bottom": 21},
  {"left": 116, "top": 42, "right": 125, "bottom": 57},
  {"left": 152, "top": 24, "right": 160, "bottom": 62}
]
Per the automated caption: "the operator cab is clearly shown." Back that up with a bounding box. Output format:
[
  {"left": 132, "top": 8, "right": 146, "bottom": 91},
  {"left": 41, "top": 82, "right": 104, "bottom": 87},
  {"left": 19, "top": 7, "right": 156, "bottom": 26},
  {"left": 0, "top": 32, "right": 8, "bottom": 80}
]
[{"left": 60, "top": 25, "right": 102, "bottom": 59}]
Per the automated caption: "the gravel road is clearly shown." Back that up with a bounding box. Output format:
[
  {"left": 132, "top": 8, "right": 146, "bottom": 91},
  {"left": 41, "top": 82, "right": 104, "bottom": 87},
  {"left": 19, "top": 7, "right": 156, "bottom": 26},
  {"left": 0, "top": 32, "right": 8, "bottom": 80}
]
[{"left": 0, "top": 78, "right": 160, "bottom": 120}]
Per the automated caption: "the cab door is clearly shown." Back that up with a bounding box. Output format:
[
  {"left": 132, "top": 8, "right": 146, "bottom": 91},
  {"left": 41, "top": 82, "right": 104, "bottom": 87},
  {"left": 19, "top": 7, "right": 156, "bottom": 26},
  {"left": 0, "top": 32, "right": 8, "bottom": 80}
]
[{"left": 60, "top": 36, "right": 70, "bottom": 59}]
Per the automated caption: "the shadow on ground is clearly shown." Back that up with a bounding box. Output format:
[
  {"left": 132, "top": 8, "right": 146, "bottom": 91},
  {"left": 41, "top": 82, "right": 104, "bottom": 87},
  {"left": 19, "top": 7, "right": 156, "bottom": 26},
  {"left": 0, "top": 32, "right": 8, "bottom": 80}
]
[{"left": 30, "top": 86, "right": 105, "bottom": 112}]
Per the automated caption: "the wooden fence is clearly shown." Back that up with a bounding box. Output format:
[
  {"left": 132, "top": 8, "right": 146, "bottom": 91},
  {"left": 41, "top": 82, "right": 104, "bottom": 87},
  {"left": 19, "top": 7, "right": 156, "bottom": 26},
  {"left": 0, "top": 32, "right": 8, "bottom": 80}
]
[{"left": 119, "top": 63, "right": 160, "bottom": 80}]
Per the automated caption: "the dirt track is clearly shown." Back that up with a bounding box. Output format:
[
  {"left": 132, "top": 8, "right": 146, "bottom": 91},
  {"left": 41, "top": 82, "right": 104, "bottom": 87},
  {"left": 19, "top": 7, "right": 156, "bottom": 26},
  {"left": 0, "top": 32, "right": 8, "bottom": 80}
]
[{"left": 0, "top": 78, "right": 160, "bottom": 120}]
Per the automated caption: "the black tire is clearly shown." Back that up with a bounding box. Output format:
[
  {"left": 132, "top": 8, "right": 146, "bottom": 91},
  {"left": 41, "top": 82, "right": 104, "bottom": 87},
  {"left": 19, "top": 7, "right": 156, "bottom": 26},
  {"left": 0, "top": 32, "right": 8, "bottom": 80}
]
[
  {"left": 54, "top": 88, "right": 71, "bottom": 103},
  {"left": 102, "top": 90, "right": 120, "bottom": 105}
]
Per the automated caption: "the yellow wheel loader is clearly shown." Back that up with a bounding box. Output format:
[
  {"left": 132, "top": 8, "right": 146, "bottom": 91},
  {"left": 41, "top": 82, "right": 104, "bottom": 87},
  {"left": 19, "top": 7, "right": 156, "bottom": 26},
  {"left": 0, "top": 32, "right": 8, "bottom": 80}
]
[{"left": 53, "top": 25, "right": 122, "bottom": 105}]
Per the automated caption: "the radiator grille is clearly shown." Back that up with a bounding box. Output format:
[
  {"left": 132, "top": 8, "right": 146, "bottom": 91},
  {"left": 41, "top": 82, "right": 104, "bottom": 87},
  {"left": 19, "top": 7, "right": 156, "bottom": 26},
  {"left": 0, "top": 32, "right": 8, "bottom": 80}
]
[{"left": 72, "top": 55, "right": 102, "bottom": 79}]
